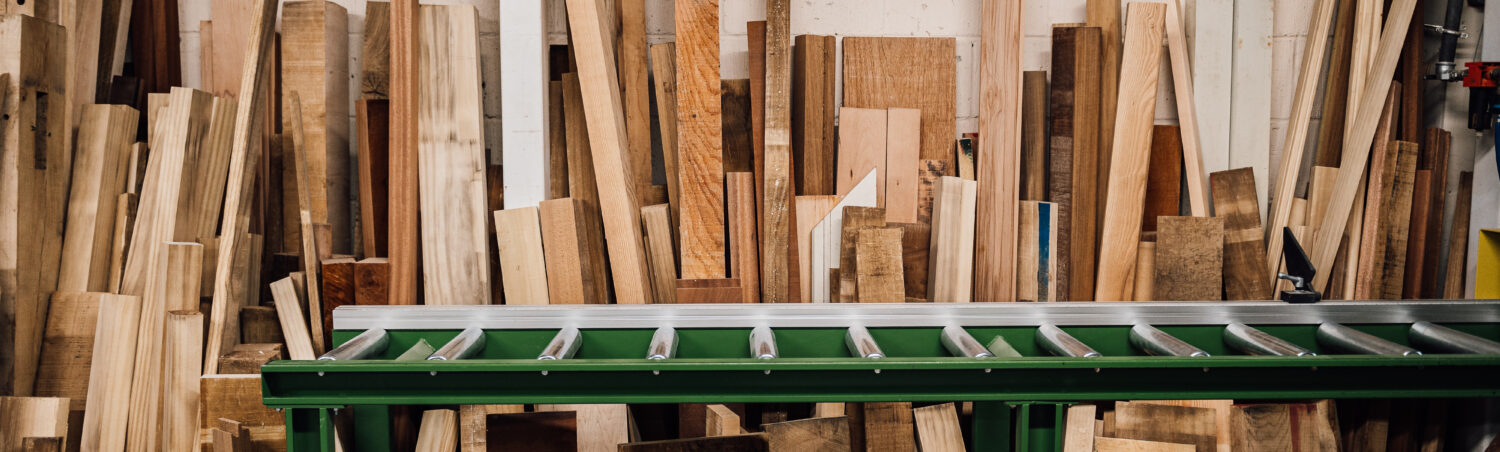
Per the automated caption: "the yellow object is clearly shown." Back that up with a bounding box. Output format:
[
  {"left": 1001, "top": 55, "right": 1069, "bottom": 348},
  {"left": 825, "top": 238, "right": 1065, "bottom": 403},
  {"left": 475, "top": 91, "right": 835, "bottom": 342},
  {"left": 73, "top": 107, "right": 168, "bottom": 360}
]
[{"left": 1479, "top": 229, "right": 1500, "bottom": 299}]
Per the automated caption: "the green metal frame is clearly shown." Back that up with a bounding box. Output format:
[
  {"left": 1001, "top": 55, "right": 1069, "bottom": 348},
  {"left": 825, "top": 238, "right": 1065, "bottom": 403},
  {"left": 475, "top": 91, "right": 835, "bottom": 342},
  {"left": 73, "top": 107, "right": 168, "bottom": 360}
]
[{"left": 261, "top": 322, "right": 1500, "bottom": 451}]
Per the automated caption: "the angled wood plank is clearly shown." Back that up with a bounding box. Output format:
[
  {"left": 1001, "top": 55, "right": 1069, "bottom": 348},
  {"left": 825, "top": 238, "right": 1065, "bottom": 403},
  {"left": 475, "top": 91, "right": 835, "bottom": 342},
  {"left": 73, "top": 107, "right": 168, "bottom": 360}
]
[
  {"left": 762, "top": 0, "right": 793, "bottom": 303},
  {"left": 58, "top": 104, "right": 138, "bottom": 293},
  {"left": 1381, "top": 141, "right": 1420, "bottom": 299},
  {"left": 417, "top": 409, "right": 459, "bottom": 452},
  {"left": 186, "top": 97, "right": 237, "bottom": 244},
  {"left": 1050, "top": 25, "right": 1101, "bottom": 301},
  {"left": 270, "top": 275, "right": 315, "bottom": 360},
  {"left": 500, "top": 0, "right": 552, "bottom": 209},
  {"left": 541, "top": 198, "right": 607, "bottom": 304},
  {"left": 418, "top": 5, "right": 492, "bottom": 305},
  {"left": 288, "top": 93, "right": 327, "bottom": 353},
  {"left": 1154, "top": 216, "right": 1224, "bottom": 301},
  {"left": 564, "top": 0, "right": 654, "bottom": 303},
  {"left": 811, "top": 171, "right": 878, "bottom": 303},
  {"left": 282, "top": 0, "right": 350, "bottom": 253},
  {"left": 1094, "top": 2, "right": 1165, "bottom": 302},
  {"left": 1313, "top": 0, "right": 1356, "bottom": 168},
  {"left": 651, "top": 43, "right": 681, "bottom": 228},
  {"left": 642, "top": 204, "right": 678, "bottom": 305},
  {"left": 1162, "top": 0, "right": 1209, "bottom": 216},
  {"left": 1444, "top": 172, "right": 1474, "bottom": 298},
  {"left": 204, "top": 0, "right": 280, "bottom": 374},
  {"left": 1353, "top": 83, "right": 1403, "bottom": 299},
  {"left": 620, "top": 0, "right": 651, "bottom": 208},
  {"left": 928, "top": 177, "right": 977, "bottom": 303},
  {"left": 674, "top": 0, "right": 726, "bottom": 280},
  {"left": 792, "top": 34, "right": 838, "bottom": 195},
  {"left": 494, "top": 207, "right": 550, "bottom": 305},
  {"left": 975, "top": 0, "right": 1023, "bottom": 302},
  {"left": 843, "top": 37, "right": 956, "bottom": 171},
  {"left": 837, "top": 107, "right": 888, "bottom": 206},
  {"left": 389, "top": 0, "right": 420, "bottom": 306},
  {"left": 914, "top": 403, "right": 963, "bottom": 452},
  {"left": 1211, "top": 168, "right": 1273, "bottom": 300},
  {"left": 1419, "top": 128, "right": 1451, "bottom": 298},
  {"left": 795, "top": 196, "right": 840, "bottom": 303},
  {"left": 1265, "top": 0, "right": 1338, "bottom": 284}
]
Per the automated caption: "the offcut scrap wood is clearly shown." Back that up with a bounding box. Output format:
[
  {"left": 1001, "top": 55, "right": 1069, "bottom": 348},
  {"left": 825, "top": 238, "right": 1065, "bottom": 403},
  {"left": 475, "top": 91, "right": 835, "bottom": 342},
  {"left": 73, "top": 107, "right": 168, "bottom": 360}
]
[
  {"left": 0, "top": 396, "right": 70, "bottom": 452},
  {"left": 459, "top": 404, "right": 524, "bottom": 452},
  {"left": 58, "top": 105, "right": 140, "bottom": 293},
  {"left": 810, "top": 171, "right": 878, "bottom": 303},
  {"left": 762, "top": 416, "right": 849, "bottom": 451},
  {"left": 914, "top": 403, "right": 964, "bottom": 452}
]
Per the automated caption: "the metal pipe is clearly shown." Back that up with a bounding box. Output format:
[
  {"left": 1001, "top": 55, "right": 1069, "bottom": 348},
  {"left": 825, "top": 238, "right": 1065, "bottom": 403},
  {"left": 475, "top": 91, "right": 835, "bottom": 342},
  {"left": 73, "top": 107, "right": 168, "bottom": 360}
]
[
  {"left": 1130, "top": 324, "right": 1210, "bottom": 357},
  {"left": 940, "top": 325, "right": 994, "bottom": 358},
  {"left": 1036, "top": 324, "right": 1102, "bottom": 358},
  {"left": 1316, "top": 323, "right": 1421, "bottom": 356},
  {"left": 1434, "top": 0, "right": 1466, "bottom": 80},
  {"left": 318, "top": 328, "right": 390, "bottom": 361},
  {"left": 1410, "top": 322, "right": 1500, "bottom": 354},
  {"left": 537, "top": 327, "right": 582, "bottom": 360},
  {"left": 749, "top": 326, "right": 778, "bottom": 359},
  {"left": 1224, "top": 323, "right": 1314, "bottom": 356},
  {"left": 845, "top": 326, "right": 885, "bottom": 359},
  {"left": 427, "top": 327, "right": 486, "bottom": 360},
  {"left": 646, "top": 327, "right": 678, "bottom": 360}
]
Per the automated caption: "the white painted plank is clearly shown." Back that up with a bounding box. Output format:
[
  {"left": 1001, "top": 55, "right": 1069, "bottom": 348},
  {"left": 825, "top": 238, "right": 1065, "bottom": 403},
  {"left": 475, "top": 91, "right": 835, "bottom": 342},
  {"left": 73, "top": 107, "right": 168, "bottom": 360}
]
[
  {"left": 810, "top": 170, "right": 877, "bottom": 303},
  {"left": 1190, "top": 0, "right": 1233, "bottom": 185},
  {"left": 500, "top": 0, "right": 550, "bottom": 209},
  {"left": 1231, "top": 0, "right": 1274, "bottom": 223}
]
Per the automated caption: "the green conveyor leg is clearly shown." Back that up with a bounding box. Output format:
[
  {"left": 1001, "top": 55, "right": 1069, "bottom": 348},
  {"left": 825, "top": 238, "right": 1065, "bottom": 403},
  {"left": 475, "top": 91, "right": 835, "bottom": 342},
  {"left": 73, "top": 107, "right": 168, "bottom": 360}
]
[
  {"left": 286, "top": 408, "right": 336, "bottom": 451},
  {"left": 353, "top": 405, "right": 393, "bottom": 451},
  {"left": 972, "top": 401, "right": 1012, "bottom": 452}
]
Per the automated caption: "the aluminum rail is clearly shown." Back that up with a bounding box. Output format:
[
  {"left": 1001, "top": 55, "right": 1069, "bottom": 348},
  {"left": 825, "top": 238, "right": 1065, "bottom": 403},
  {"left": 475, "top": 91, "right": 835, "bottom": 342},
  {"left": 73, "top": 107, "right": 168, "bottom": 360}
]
[{"left": 332, "top": 301, "right": 1500, "bottom": 331}]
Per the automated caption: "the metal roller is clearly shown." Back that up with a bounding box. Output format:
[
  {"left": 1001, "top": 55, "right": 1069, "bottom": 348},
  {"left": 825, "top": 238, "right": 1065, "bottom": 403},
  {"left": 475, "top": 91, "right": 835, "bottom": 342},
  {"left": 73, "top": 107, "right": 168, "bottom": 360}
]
[
  {"left": 750, "top": 326, "right": 778, "bottom": 359},
  {"left": 845, "top": 326, "right": 885, "bottom": 359},
  {"left": 1130, "top": 324, "right": 1210, "bottom": 357},
  {"left": 427, "top": 327, "right": 486, "bottom": 360},
  {"left": 318, "top": 328, "right": 390, "bottom": 361},
  {"left": 1036, "top": 324, "right": 1102, "bottom": 358},
  {"left": 1316, "top": 323, "right": 1421, "bottom": 356},
  {"left": 940, "top": 325, "right": 995, "bottom": 358},
  {"left": 537, "top": 327, "right": 582, "bottom": 360},
  {"left": 1224, "top": 323, "right": 1314, "bottom": 356},
  {"left": 646, "top": 327, "right": 678, "bottom": 360},
  {"left": 1409, "top": 322, "right": 1500, "bottom": 354}
]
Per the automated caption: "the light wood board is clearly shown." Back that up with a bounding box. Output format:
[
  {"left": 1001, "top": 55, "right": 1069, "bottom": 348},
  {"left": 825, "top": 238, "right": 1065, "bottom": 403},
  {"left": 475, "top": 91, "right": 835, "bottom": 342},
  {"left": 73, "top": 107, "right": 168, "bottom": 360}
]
[
  {"left": 494, "top": 207, "right": 550, "bottom": 305},
  {"left": 928, "top": 176, "right": 977, "bottom": 303},
  {"left": 975, "top": 1, "right": 1023, "bottom": 302}
]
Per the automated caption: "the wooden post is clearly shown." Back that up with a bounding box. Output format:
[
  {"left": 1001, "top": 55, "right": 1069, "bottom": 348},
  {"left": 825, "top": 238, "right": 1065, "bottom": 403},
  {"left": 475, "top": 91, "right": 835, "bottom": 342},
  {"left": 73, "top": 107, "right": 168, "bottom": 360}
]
[
  {"left": 161, "top": 310, "right": 203, "bottom": 452},
  {"left": 389, "top": 0, "right": 420, "bottom": 306},
  {"left": 975, "top": 0, "right": 1023, "bottom": 302},
  {"left": 282, "top": 0, "right": 350, "bottom": 253}
]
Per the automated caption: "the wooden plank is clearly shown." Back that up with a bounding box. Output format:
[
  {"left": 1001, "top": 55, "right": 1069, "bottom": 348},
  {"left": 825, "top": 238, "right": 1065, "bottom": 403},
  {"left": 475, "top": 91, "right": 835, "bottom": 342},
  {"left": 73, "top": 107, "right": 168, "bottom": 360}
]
[
  {"left": 763, "top": 416, "right": 849, "bottom": 452},
  {"left": 673, "top": 0, "right": 726, "bottom": 280},
  {"left": 162, "top": 311, "right": 203, "bottom": 452},
  {"left": 354, "top": 258, "right": 390, "bottom": 305},
  {"left": 1154, "top": 216, "right": 1224, "bottom": 301},
  {"left": 240, "top": 305, "right": 284, "bottom": 346},
  {"left": 1313, "top": 0, "right": 1356, "bottom": 168},
  {"left": 885, "top": 108, "right": 922, "bottom": 224},
  {"left": 0, "top": 397, "right": 68, "bottom": 452},
  {"left": 854, "top": 228, "right": 904, "bottom": 303},
  {"left": 458, "top": 404, "right": 525, "bottom": 452},
  {"left": 1130, "top": 400, "right": 1233, "bottom": 452},
  {"left": 79, "top": 294, "right": 140, "bottom": 452},
  {"left": 796, "top": 196, "right": 840, "bottom": 303},
  {"left": 1229, "top": 404, "right": 1292, "bottom": 451},
  {"left": 211, "top": 418, "right": 254, "bottom": 452},
  {"left": 839, "top": 207, "right": 886, "bottom": 302},
  {"left": 892, "top": 223, "right": 930, "bottom": 301},
  {"left": 548, "top": 81, "right": 568, "bottom": 200},
  {"left": 1049, "top": 25, "right": 1101, "bottom": 302},
  {"left": 1308, "top": 0, "right": 1420, "bottom": 290},
  {"left": 617, "top": 0, "right": 650, "bottom": 206},
  {"left": 0, "top": 17, "right": 72, "bottom": 396},
  {"left": 1063, "top": 403, "right": 1096, "bottom": 452},
  {"left": 1290, "top": 400, "right": 1340, "bottom": 451},
  {"left": 917, "top": 160, "right": 948, "bottom": 225},
  {"left": 319, "top": 257, "right": 355, "bottom": 346},
  {"left": 1306, "top": 166, "right": 1339, "bottom": 242},
  {"left": 287, "top": 93, "right": 328, "bottom": 354},
  {"left": 1094, "top": 437, "right": 1195, "bottom": 452},
  {"left": 269, "top": 275, "right": 315, "bottom": 360},
  {"left": 1021, "top": 72, "right": 1048, "bottom": 202},
  {"left": 727, "top": 173, "right": 759, "bottom": 303},
  {"left": 389, "top": 0, "right": 421, "bottom": 306},
  {"left": 842, "top": 37, "right": 956, "bottom": 172},
  {"left": 357, "top": 99, "right": 390, "bottom": 258},
  {"left": 722, "top": 79, "right": 752, "bottom": 173},
  {"left": 1420, "top": 129, "right": 1451, "bottom": 298},
  {"left": 500, "top": 0, "right": 552, "bottom": 210},
  {"left": 914, "top": 403, "right": 963, "bottom": 452},
  {"left": 204, "top": 0, "right": 281, "bottom": 374},
  {"left": 1144, "top": 125, "right": 1182, "bottom": 233},
  {"left": 928, "top": 177, "right": 977, "bottom": 303},
  {"left": 976, "top": 0, "right": 1023, "bottom": 303},
  {"left": 34, "top": 293, "right": 100, "bottom": 411},
  {"left": 494, "top": 207, "right": 550, "bottom": 305},
  {"left": 858, "top": 402, "right": 916, "bottom": 452},
  {"left": 620, "top": 434, "right": 769, "bottom": 452},
  {"left": 1403, "top": 167, "right": 1434, "bottom": 299},
  {"left": 361, "top": 1, "right": 390, "bottom": 99},
  {"left": 540, "top": 199, "right": 605, "bottom": 304},
  {"left": 792, "top": 34, "right": 838, "bottom": 195},
  {"left": 706, "top": 404, "right": 743, "bottom": 437},
  {"left": 1115, "top": 401, "right": 1217, "bottom": 452},
  {"left": 1380, "top": 141, "right": 1420, "bottom": 299},
  {"left": 1353, "top": 84, "right": 1404, "bottom": 299},
  {"left": 564, "top": 0, "right": 654, "bottom": 303},
  {"left": 59, "top": 105, "right": 138, "bottom": 292},
  {"left": 1444, "top": 172, "right": 1474, "bottom": 298},
  {"left": 187, "top": 97, "right": 238, "bottom": 247},
  {"left": 1093, "top": 2, "right": 1165, "bottom": 302},
  {"left": 1133, "top": 240, "right": 1156, "bottom": 301},
  {"left": 1018, "top": 201, "right": 1059, "bottom": 302},
  {"left": 676, "top": 279, "right": 745, "bottom": 304},
  {"left": 107, "top": 193, "right": 137, "bottom": 293},
  {"left": 417, "top": 409, "right": 459, "bottom": 451},
  {"left": 1162, "top": 0, "right": 1208, "bottom": 216},
  {"left": 810, "top": 171, "right": 878, "bottom": 303},
  {"left": 651, "top": 43, "right": 681, "bottom": 228},
  {"left": 1087, "top": 0, "right": 1121, "bottom": 220},
  {"left": 837, "top": 107, "right": 889, "bottom": 207},
  {"left": 642, "top": 204, "right": 679, "bottom": 304},
  {"left": 417, "top": 5, "right": 492, "bottom": 305},
  {"left": 1211, "top": 168, "right": 1273, "bottom": 300},
  {"left": 534, "top": 403, "right": 628, "bottom": 452},
  {"left": 282, "top": 0, "right": 350, "bottom": 253}
]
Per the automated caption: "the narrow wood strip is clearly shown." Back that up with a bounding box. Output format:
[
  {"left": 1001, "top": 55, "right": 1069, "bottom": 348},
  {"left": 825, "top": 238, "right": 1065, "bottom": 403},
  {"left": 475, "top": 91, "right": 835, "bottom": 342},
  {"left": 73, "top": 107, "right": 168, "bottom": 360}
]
[
  {"left": 564, "top": 0, "right": 654, "bottom": 303},
  {"left": 288, "top": 93, "right": 327, "bottom": 352},
  {"left": 1087, "top": 0, "right": 1121, "bottom": 228},
  {"left": 1306, "top": 166, "right": 1339, "bottom": 238},
  {"left": 761, "top": 0, "right": 793, "bottom": 303},
  {"left": 1381, "top": 141, "right": 1420, "bottom": 299},
  {"left": 792, "top": 35, "right": 838, "bottom": 195},
  {"left": 1403, "top": 167, "right": 1433, "bottom": 299},
  {"left": 1093, "top": 3, "right": 1165, "bottom": 301},
  {"left": 1162, "top": 0, "right": 1209, "bottom": 216},
  {"left": 1420, "top": 128, "right": 1451, "bottom": 298},
  {"left": 1144, "top": 125, "right": 1182, "bottom": 233},
  {"left": 795, "top": 196, "right": 840, "bottom": 303},
  {"left": 389, "top": 0, "right": 420, "bottom": 306},
  {"left": 1134, "top": 241, "right": 1155, "bottom": 302},
  {"left": 1444, "top": 172, "right": 1474, "bottom": 298},
  {"left": 161, "top": 310, "right": 202, "bottom": 452},
  {"left": 895, "top": 222, "right": 931, "bottom": 301},
  {"left": 59, "top": 104, "right": 139, "bottom": 293},
  {"left": 547, "top": 82, "right": 568, "bottom": 200},
  {"left": 1313, "top": 0, "right": 1356, "bottom": 167},
  {"left": 1353, "top": 83, "right": 1403, "bottom": 299},
  {"left": 722, "top": 79, "right": 753, "bottom": 173},
  {"left": 107, "top": 193, "right": 138, "bottom": 293},
  {"left": 885, "top": 108, "right": 922, "bottom": 223},
  {"left": 650, "top": 43, "right": 681, "bottom": 229},
  {"left": 1021, "top": 71, "right": 1048, "bottom": 201},
  {"left": 319, "top": 257, "right": 355, "bottom": 346},
  {"left": 1018, "top": 201, "right": 1059, "bottom": 302},
  {"left": 975, "top": 0, "right": 1023, "bottom": 302},
  {"left": 357, "top": 99, "right": 390, "bottom": 258},
  {"left": 642, "top": 204, "right": 678, "bottom": 304},
  {"left": 361, "top": 1, "right": 390, "bottom": 99},
  {"left": 728, "top": 173, "right": 759, "bottom": 303},
  {"left": 1049, "top": 25, "right": 1101, "bottom": 301}
]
